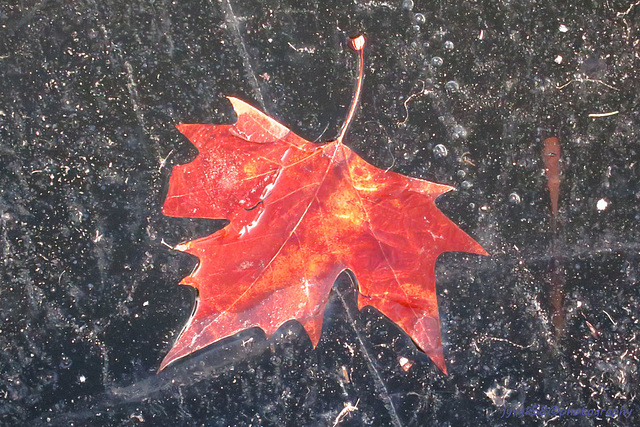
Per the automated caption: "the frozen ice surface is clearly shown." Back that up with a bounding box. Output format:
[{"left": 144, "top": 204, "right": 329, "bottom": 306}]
[{"left": 0, "top": 1, "right": 638, "bottom": 425}]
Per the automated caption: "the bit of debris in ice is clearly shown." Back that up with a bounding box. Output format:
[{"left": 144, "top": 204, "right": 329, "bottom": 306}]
[
  {"left": 332, "top": 399, "right": 360, "bottom": 426},
  {"left": 398, "top": 356, "right": 414, "bottom": 371},
  {"left": 596, "top": 198, "right": 609, "bottom": 211}
]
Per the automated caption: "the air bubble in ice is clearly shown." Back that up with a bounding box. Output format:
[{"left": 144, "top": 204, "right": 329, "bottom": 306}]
[
  {"left": 414, "top": 13, "right": 425, "bottom": 24},
  {"left": 452, "top": 125, "right": 468, "bottom": 140},
  {"left": 445, "top": 80, "right": 460, "bottom": 92},
  {"left": 509, "top": 192, "right": 521, "bottom": 204},
  {"left": 59, "top": 355, "right": 72, "bottom": 369},
  {"left": 402, "top": 0, "right": 414, "bottom": 10},
  {"left": 431, "top": 56, "right": 443, "bottom": 67},
  {"left": 444, "top": 40, "right": 455, "bottom": 50},
  {"left": 433, "top": 144, "right": 448, "bottom": 158}
]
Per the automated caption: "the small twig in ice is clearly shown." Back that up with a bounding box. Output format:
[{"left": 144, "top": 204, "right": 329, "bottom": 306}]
[
  {"left": 617, "top": 0, "right": 640, "bottom": 17},
  {"left": 314, "top": 122, "right": 331, "bottom": 142},
  {"left": 365, "top": 120, "right": 397, "bottom": 172},
  {"left": 479, "top": 335, "right": 535, "bottom": 349},
  {"left": 556, "top": 78, "right": 619, "bottom": 92},
  {"left": 158, "top": 149, "right": 174, "bottom": 172},
  {"left": 385, "top": 138, "right": 397, "bottom": 172},
  {"left": 398, "top": 80, "right": 426, "bottom": 126},
  {"left": 588, "top": 110, "right": 619, "bottom": 118},
  {"left": 603, "top": 310, "right": 617, "bottom": 326},
  {"left": 460, "top": 152, "right": 476, "bottom": 167},
  {"left": 287, "top": 42, "right": 316, "bottom": 54},
  {"left": 332, "top": 399, "right": 360, "bottom": 426},
  {"left": 161, "top": 239, "right": 177, "bottom": 250}
]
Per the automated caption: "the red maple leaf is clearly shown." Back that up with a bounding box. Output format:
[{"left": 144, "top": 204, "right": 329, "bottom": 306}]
[{"left": 161, "top": 36, "right": 486, "bottom": 373}]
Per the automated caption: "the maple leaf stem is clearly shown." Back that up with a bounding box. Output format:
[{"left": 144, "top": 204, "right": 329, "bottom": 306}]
[{"left": 336, "top": 35, "right": 365, "bottom": 144}]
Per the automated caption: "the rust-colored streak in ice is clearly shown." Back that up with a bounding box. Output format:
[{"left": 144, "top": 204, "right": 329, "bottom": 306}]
[
  {"left": 542, "top": 136, "right": 561, "bottom": 218},
  {"left": 160, "top": 36, "right": 486, "bottom": 373},
  {"left": 542, "top": 136, "right": 565, "bottom": 337}
]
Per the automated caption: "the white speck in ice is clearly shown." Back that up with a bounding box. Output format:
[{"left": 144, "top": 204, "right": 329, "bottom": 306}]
[
  {"left": 596, "top": 198, "right": 609, "bottom": 211},
  {"left": 559, "top": 24, "right": 568, "bottom": 33},
  {"left": 554, "top": 55, "right": 563, "bottom": 64}
]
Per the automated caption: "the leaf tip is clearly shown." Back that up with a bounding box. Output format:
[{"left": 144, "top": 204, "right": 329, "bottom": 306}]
[
  {"left": 462, "top": 230, "right": 490, "bottom": 257},
  {"left": 438, "top": 183, "right": 457, "bottom": 194},
  {"left": 476, "top": 246, "right": 490, "bottom": 257},
  {"left": 423, "top": 345, "right": 448, "bottom": 374},
  {"left": 226, "top": 96, "right": 252, "bottom": 118},
  {"left": 224, "top": 96, "right": 290, "bottom": 142}
]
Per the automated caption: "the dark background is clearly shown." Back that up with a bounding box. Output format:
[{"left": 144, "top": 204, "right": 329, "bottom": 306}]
[{"left": 1, "top": 0, "right": 639, "bottom": 425}]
